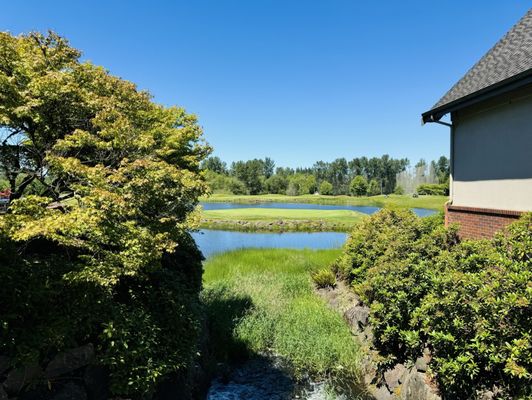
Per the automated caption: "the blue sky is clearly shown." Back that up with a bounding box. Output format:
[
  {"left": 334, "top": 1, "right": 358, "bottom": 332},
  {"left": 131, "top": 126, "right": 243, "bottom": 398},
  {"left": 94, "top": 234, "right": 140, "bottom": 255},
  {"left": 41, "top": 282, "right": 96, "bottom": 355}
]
[{"left": 1, "top": 1, "right": 530, "bottom": 168}]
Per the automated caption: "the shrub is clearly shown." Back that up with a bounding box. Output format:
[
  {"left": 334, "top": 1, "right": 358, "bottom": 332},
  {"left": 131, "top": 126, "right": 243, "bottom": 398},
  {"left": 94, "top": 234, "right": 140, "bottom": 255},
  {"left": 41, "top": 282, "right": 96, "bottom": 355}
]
[
  {"left": 350, "top": 175, "right": 368, "bottom": 196},
  {"left": 228, "top": 176, "right": 248, "bottom": 194},
  {"left": 414, "top": 215, "right": 532, "bottom": 398},
  {"left": 319, "top": 180, "right": 334, "bottom": 195},
  {"left": 367, "top": 179, "right": 381, "bottom": 196},
  {"left": 416, "top": 183, "right": 449, "bottom": 196},
  {"left": 336, "top": 210, "right": 531, "bottom": 398},
  {"left": 393, "top": 185, "right": 405, "bottom": 195},
  {"left": 286, "top": 174, "right": 316, "bottom": 196},
  {"left": 311, "top": 268, "right": 336, "bottom": 288},
  {"left": 265, "top": 174, "right": 288, "bottom": 194}
]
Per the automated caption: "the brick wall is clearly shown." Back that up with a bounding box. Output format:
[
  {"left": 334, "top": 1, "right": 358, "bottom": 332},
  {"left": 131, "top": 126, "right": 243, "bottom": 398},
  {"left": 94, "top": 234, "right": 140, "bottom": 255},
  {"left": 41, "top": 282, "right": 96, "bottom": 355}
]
[{"left": 445, "top": 204, "right": 522, "bottom": 239}]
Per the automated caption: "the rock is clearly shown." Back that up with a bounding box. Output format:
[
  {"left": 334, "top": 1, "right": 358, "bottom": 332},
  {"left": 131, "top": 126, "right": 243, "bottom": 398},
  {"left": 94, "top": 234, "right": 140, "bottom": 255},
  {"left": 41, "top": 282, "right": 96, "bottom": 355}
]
[
  {"left": 0, "top": 356, "right": 10, "bottom": 376},
  {"left": 52, "top": 382, "right": 87, "bottom": 400},
  {"left": 371, "top": 385, "right": 393, "bottom": 400},
  {"left": 478, "top": 390, "right": 495, "bottom": 400},
  {"left": 343, "top": 305, "right": 370, "bottom": 330},
  {"left": 399, "top": 368, "right": 441, "bottom": 400},
  {"left": 45, "top": 344, "right": 94, "bottom": 378},
  {"left": 384, "top": 363, "right": 407, "bottom": 391},
  {"left": 415, "top": 357, "right": 428, "bottom": 373},
  {"left": 3, "top": 364, "right": 43, "bottom": 395},
  {"left": 83, "top": 365, "right": 109, "bottom": 400},
  {"left": 414, "top": 348, "right": 431, "bottom": 373}
]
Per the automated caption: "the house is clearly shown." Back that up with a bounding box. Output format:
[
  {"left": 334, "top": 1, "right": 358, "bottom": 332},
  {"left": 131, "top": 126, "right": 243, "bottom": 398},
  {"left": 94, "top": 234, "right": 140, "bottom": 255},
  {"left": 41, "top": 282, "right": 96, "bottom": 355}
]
[{"left": 422, "top": 9, "right": 532, "bottom": 239}]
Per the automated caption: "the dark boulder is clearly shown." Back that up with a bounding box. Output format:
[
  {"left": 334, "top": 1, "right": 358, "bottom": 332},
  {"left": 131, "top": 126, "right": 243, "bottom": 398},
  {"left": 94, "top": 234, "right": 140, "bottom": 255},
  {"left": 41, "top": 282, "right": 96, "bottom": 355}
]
[{"left": 45, "top": 344, "right": 94, "bottom": 379}]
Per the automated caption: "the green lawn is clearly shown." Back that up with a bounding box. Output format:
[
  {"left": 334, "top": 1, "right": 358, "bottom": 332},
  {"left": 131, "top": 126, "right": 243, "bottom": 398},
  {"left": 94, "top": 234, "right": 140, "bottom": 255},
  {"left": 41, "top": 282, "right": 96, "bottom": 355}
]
[
  {"left": 201, "top": 193, "right": 448, "bottom": 211},
  {"left": 202, "top": 248, "right": 364, "bottom": 395},
  {"left": 200, "top": 208, "right": 366, "bottom": 232}
]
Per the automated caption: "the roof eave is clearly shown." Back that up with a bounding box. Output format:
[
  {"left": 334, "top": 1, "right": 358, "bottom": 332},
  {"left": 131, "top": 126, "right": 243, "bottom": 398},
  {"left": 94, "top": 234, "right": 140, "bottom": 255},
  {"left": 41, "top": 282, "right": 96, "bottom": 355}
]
[{"left": 422, "top": 69, "right": 532, "bottom": 124}]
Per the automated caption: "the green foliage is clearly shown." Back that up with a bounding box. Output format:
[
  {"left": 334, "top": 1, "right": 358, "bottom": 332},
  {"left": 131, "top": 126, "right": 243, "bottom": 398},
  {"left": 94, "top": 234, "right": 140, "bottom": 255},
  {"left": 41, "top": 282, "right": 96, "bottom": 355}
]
[
  {"left": 0, "top": 31, "right": 209, "bottom": 397},
  {"left": 286, "top": 173, "right": 316, "bottom": 196},
  {"left": 393, "top": 185, "right": 404, "bottom": 195},
  {"left": 202, "top": 156, "right": 227, "bottom": 174},
  {"left": 319, "top": 180, "right": 334, "bottom": 195},
  {"left": 337, "top": 210, "right": 532, "bottom": 398},
  {"left": 205, "top": 170, "right": 247, "bottom": 194},
  {"left": 312, "top": 268, "right": 336, "bottom": 288},
  {"left": 416, "top": 183, "right": 449, "bottom": 196},
  {"left": 367, "top": 179, "right": 381, "bottom": 196},
  {"left": 264, "top": 174, "right": 288, "bottom": 194},
  {"left": 350, "top": 175, "right": 368, "bottom": 196},
  {"left": 230, "top": 159, "right": 269, "bottom": 194}
]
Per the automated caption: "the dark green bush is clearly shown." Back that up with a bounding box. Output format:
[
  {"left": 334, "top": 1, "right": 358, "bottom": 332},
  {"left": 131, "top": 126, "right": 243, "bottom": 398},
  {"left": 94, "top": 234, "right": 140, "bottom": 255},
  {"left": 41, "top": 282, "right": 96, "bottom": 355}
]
[
  {"left": 337, "top": 210, "right": 531, "bottom": 399},
  {"left": 416, "top": 183, "right": 449, "bottom": 196},
  {"left": 0, "top": 234, "right": 204, "bottom": 398}
]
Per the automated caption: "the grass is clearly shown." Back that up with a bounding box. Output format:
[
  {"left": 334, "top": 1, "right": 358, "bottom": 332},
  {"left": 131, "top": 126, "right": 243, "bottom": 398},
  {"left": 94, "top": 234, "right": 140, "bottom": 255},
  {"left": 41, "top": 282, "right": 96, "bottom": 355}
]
[
  {"left": 202, "top": 248, "right": 364, "bottom": 394},
  {"left": 201, "top": 193, "right": 448, "bottom": 211},
  {"left": 200, "top": 208, "right": 366, "bottom": 232}
]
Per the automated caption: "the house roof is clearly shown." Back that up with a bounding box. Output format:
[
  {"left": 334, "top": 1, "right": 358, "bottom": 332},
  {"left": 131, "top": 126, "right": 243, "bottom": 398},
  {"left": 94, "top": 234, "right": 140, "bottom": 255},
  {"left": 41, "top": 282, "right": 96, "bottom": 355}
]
[{"left": 422, "top": 9, "right": 532, "bottom": 123}]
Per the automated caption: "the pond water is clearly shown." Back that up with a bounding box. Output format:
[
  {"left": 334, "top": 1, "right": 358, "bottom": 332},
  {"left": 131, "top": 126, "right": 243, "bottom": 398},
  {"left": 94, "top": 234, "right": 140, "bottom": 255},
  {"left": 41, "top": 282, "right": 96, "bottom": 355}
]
[
  {"left": 200, "top": 201, "right": 436, "bottom": 217},
  {"left": 192, "top": 229, "right": 348, "bottom": 258}
]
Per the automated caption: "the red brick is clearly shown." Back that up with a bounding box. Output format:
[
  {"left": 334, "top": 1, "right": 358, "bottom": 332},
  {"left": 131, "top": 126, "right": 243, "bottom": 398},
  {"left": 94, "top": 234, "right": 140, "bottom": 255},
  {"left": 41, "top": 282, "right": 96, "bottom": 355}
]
[{"left": 445, "top": 204, "right": 522, "bottom": 240}]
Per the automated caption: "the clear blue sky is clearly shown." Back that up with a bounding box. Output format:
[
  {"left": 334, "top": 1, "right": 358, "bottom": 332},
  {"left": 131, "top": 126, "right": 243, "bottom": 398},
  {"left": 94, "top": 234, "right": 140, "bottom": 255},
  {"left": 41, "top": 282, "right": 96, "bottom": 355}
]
[{"left": 1, "top": 1, "right": 530, "bottom": 168}]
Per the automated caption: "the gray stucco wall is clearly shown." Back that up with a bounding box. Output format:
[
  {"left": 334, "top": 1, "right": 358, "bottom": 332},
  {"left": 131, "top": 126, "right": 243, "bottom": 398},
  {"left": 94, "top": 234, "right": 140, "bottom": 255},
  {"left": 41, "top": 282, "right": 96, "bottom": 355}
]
[{"left": 452, "top": 93, "right": 532, "bottom": 211}]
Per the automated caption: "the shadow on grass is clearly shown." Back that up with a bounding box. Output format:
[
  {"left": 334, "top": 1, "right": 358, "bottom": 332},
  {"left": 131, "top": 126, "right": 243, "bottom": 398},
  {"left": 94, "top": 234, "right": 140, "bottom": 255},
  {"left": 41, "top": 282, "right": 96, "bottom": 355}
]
[
  {"left": 202, "top": 284, "right": 254, "bottom": 364},
  {"left": 201, "top": 285, "right": 303, "bottom": 399}
]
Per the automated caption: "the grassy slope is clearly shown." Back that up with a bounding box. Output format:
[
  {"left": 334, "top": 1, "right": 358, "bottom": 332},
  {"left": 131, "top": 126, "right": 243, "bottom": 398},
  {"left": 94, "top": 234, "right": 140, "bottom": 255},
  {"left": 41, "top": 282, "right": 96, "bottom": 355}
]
[
  {"left": 202, "top": 249, "right": 362, "bottom": 391},
  {"left": 201, "top": 193, "right": 448, "bottom": 211}
]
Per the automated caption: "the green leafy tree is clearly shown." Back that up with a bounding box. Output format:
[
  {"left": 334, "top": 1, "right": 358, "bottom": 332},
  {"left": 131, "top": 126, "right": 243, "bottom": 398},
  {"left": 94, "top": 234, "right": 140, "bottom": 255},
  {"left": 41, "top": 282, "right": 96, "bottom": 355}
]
[
  {"left": 264, "top": 174, "right": 288, "bottom": 194},
  {"left": 263, "top": 157, "right": 275, "bottom": 178},
  {"left": 319, "top": 180, "right": 333, "bottom": 195},
  {"left": 287, "top": 173, "right": 316, "bottom": 195},
  {"left": 202, "top": 156, "right": 227, "bottom": 174},
  {"left": 350, "top": 175, "right": 368, "bottom": 196},
  {"left": 231, "top": 159, "right": 265, "bottom": 194},
  {"left": 0, "top": 31, "right": 210, "bottom": 397},
  {"left": 367, "top": 179, "right": 381, "bottom": 196}
]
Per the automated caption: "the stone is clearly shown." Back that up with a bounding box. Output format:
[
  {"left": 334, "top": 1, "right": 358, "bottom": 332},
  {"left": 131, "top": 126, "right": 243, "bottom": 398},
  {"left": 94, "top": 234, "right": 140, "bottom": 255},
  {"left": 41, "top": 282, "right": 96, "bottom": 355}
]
[
  {"left": 384, "top": 363, "right": 407, "bottom": 391},
  {"left": 371, "top": 385, "right": 393, "bottom": 400},
  {"left": 415, "top": 357, "right": 428, "bottom": 373},
  {"left": 3, "top": 364, "right": 43, "bottom": 395},
  {"left": 52, "top": 382, "right": 87, "bottom": 400},
  {"left": 414, "top": 348, "right": 431, "bottom": 373},
  {"left": 45, "top": 344, "right": 94, "bottom": 378},
  {"left": 343, "top": 305, "right": 370, "bottom": 330},
  {"left": 399, "top": 368, "right": 441, "bottom": 400},
  {"left": 478, "top": 390, "right": 495, "bottom": 400}
]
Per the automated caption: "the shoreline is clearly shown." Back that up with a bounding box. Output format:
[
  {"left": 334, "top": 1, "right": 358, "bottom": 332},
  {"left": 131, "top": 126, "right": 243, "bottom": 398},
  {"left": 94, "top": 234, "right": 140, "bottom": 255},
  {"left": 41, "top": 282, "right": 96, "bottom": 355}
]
[{"left": 200, "top": 194, "right": 447, "bottom": 211}]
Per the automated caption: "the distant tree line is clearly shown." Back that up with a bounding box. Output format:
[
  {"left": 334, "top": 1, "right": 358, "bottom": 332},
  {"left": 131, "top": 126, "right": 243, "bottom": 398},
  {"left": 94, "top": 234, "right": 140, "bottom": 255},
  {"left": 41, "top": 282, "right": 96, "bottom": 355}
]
[{"left": 201, "top": 155, "right": 450, "bottom": 196}]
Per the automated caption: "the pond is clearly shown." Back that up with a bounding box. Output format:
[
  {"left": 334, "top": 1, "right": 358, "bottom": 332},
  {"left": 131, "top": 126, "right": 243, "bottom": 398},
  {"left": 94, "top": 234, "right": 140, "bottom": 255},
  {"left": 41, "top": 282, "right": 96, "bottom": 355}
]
[
  {"left": 192, "top": 229, "right": 348, "bottom": 258},
  {"left": 200, "top": 201, "right": 437, "bottom": 217}
]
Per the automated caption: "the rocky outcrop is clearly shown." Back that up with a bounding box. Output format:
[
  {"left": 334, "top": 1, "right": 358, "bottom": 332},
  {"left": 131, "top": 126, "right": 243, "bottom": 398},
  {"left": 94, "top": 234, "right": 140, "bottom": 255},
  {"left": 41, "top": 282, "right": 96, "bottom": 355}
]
[{"left": 316, "top": 282, "right": 441, "bottom": 400}]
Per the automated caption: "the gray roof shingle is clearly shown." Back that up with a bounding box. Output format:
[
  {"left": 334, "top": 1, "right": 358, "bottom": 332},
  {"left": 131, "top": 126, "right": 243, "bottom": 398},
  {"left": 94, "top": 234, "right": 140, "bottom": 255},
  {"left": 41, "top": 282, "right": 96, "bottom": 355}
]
[{"left": 423, "top": 9, "right": 532, "bottom": 121}]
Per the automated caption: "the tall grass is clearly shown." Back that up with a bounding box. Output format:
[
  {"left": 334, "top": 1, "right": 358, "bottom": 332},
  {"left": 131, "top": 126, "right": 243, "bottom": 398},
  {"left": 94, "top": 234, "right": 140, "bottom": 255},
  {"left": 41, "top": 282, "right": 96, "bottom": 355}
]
[{"left": 202, "top": 249, "right": 363, "bottom": 392}]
